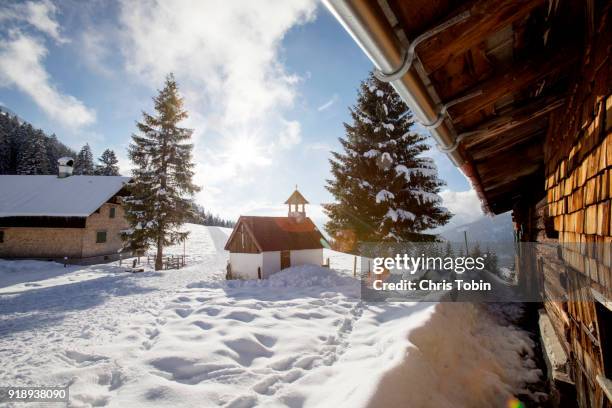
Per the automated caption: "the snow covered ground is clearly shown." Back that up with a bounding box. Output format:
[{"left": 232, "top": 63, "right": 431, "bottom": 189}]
[{"left": 0, "top": 224, "right": 542, "bottom": 407}]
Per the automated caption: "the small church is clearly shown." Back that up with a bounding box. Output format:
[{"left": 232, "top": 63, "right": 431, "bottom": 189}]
[{"left": 224, "top": 188, "right": 328, "bottom": 279}]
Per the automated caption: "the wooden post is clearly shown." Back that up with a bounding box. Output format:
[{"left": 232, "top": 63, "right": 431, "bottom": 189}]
[
  {"left": 353, "top": 256, "right": 357, "bottom": 277},
  {"left": 464, "top": 231, "right": 469, "bottom": 255}
]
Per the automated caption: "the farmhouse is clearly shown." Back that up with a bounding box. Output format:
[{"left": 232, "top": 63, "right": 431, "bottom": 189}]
[
  {"left": 325, "top": 0, "right": 611, "bottom": 406},
  {"left": 224, "top": 189, "right": 328, "bottom": 279},
  {"left": 0, "top": 158, "right": 131, "bottom": 263}
]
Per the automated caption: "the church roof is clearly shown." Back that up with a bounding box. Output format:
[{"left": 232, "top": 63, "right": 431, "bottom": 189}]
[
  {"left": 284, "top": 189, "right": 309, "bottom": 205},
  {"left": 224, "top": 216, "right": 327, "bottom": 252}
]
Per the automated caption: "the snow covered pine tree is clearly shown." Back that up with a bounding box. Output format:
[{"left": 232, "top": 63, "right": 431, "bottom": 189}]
[
  {"left": 324, "top": 73, "right": 451, "bottom": 247},
  {"left": 96, "top": 149, "right": 120, "bottom": 176},
  {"left": 74, "top": 143, "right": 95, "bottom": 175},
  {"left": 124, "top": 73, "right": 200, "bottom": 270},
  {"left": 16, "top": 133, "right": 49, "bottom": 175}
]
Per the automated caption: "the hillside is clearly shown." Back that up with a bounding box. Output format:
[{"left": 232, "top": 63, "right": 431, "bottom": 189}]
[
  {"left": 440, "top": 212, "right": 514, "bottom": 243},
  {"left": 0, "top": 107, "right": 76, "bottom": 175}
]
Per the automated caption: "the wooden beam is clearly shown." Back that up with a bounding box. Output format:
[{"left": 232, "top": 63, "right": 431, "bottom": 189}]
[
  {"left": 446, "top": 53, "right": 576, "bottom": 124},
  {"left": 468, "top": 122, "right": 546, "bottom": 161},
  {"left": 415, "top": 0, "right": 546, "bottom": 73},
  {"left": 462, "top": 95, "right": 565, "bottom": 149}
]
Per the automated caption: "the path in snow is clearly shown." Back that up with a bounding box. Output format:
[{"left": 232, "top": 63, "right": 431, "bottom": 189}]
[{"left": 0, "top": 224, "right": 542, "bottom": 408}]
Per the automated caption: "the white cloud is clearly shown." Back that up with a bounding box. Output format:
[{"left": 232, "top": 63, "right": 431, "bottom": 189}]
[
  {"left": 0, "top": 32, "right": 96, "bottom": 128},
  {"left": 439, "top": 188, "right": 484, "bottom": 227},
  {"left": 0, "top": 0, "right": 67, "bottom": 43},
  {"left": 117, "top": 0, "right": 317, "bottom": 210},
  {"left": 278, "top": 120, "right": 302, "bottom": 148},
  {"left": 317, "top": 94, "right": 338, "bottom": 111},
  {"left": 79, "top": 28, "right": 114, "bottom": 77}
]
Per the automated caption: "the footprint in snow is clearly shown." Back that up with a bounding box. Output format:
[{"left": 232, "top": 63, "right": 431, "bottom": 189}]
[
  {"left": 63, "top": 350, "right": 108, "bottom": 367},
  {"left": 226, "top": 395, "right": 258, "bottom": 408},
  {"left": 196, "top": 306, "right": 221, "bottom": 316},
  {"left": 224, "top": 311, "right": 256, "bottom": 322},
  {"left": 192, "top": 320, "right": 213, "bottom": 330},
  {"left": 174, "top": 308, "right": 193, "bottom": 318}
]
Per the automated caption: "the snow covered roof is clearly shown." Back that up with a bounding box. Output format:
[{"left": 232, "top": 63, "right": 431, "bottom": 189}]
[
  {"left": 0, "top": 175, "right": 131, "bottom": 218},
  {"left": 225, "top": 216, "right": 328, "bottom": 252}
]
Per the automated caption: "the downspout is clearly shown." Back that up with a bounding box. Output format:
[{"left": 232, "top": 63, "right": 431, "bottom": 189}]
[
  {"left": 323, "top": 0, "right": 465, "bottom": 166},
  {"left": 323, "top": 0, "right": 491, "bottom": 211}
]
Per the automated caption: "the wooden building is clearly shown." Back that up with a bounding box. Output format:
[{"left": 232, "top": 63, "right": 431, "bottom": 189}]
[
  {"left": 325, "top": 0, "right": 611, "bottom": 406},
  {"left": 0, "top": 159, "right": 131, "bottom": 263},
  {"left": 224, "top": 189, "right": 328, "bottom": 279}
]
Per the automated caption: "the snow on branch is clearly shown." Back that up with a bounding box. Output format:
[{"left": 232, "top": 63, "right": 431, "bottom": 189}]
[{"left": 376, "top": 189, "right": 395, "bottom": 203}]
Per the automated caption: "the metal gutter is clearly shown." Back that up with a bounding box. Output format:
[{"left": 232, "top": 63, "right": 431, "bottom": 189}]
[
  {"left": 323, "top": 0, "right": 492, "bottom": 211},
  {"left": 323, "top": 0, "right": 465, "bottom": 165}
]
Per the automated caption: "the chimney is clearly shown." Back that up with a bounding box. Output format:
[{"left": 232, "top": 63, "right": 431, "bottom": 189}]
[{"left": 58, "top": 157, "right": 74, "bottom": 178}]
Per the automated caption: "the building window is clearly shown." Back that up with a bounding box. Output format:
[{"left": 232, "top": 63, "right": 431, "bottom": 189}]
[
  {"left": 109, "top": 207, "right": 116, "bottom": 218},
  {"left": 96, "top": 231, "right": 107, "bottom": 243},
  {"left": 0, "top": 230, "right": 4, "bottom": 243}
]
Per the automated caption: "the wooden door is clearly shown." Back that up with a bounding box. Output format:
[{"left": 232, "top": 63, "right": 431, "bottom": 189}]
[{"left": 280, "top": 251, "right": 290, "bottom": 270}]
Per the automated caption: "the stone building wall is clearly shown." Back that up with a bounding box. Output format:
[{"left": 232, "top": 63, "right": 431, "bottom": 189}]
[
  {"left": 0, "top": 227, "right": 84, "bottom": 259},
  {"left": 82, "top": 202, "right": 129, "bottom": 258},
  {"left": 0, "top": 202, "right": 129, "bottom": 261}
]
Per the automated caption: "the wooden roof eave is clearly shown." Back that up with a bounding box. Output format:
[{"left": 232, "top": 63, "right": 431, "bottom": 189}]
[{"left": 223, "top": 217, "right": 264, "bottom": 253}]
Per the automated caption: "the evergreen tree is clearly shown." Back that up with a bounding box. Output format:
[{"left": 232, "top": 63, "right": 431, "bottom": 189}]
[
  {"left": 323, "top": 73, "right": 451, "bottom": 248},
  {"left": 124, "top": 74, "right": 200, "bottom": 270},
  {"left": 484, "top": 246, "right": 499, "bottom": 274},
  {"left": 74, "top": 143, "right": 95, "bottom": 175},
  {"left": 96, "top": 149, "right": 120, "bottom": 176},
  {"left": 16, "top": 133, "right": 49, "bottom": 175},
  {"left": 0, "top": 108, "right": 77, "bottom": 175},
  {"left": 0, "top": 127, "right": 10, "bottom": 174}
]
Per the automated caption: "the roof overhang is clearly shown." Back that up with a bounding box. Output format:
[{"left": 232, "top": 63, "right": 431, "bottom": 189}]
[{"left": 324, "top": 0, "right": 584, "bottom": 214}]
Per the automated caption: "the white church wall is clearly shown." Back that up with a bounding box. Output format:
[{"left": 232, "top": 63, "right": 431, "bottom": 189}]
[
  {"left": 230, "top": 252, "right": 262, "bottom": 279},
  {"left": 262, "top": 251, "right": 281, "bottom": 278},
  {"left": 290, "top": 249, "right": 323, "bottom": 268}
]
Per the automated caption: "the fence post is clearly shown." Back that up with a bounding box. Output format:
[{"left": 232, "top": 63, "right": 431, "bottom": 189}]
[{"left": 353, "top": 256, "right": 357, "bottom": 277}]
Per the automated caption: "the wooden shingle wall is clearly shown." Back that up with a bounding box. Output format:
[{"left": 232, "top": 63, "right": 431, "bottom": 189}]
[{"left": 540, "top": 7, "right": 612, "bottom": 407}]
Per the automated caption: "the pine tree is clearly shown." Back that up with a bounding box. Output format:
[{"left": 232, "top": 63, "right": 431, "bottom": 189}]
[
  {"left": 324, "top": 73, "right": 451, "bottom": 248},
  {"left": 74, "top": 143, "right": 94, "bottom": 175},
  {"left": 74, "top": 143, "right": 95, "bottom": 175},
  {"left": 124, "top": 74, "right": 200, "bottom": 270},
  {"left": 0, "top": 127, "right": 10, "bottom": 174},
  {"left": 96, "top": 149, "right": 120, "bottom": 176},
  {"left": 16, "top": 133, "right": 49, "bottom": 175}
]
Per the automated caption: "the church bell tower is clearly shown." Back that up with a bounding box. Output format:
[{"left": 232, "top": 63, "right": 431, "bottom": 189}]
[{"left": 285, "top": 186, "right": 309, "bottom": 219}]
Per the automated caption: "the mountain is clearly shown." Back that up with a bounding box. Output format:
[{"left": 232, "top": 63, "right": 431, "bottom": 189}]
[{"left": 439, "top": 212, "right": 514, "bottom": 243}]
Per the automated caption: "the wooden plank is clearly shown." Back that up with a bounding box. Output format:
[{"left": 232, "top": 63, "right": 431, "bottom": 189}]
[
  {"left": 463, "top": 95, "right": 565, "bottom": 148},
  {"left": 415, "top": 0, "right": 546, "bottom": 73},
  {"left": 446, "top": 53, "right": 578, "bottom": 124}
]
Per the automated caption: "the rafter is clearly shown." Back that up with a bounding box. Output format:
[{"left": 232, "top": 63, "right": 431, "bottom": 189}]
[
  {"left": 445, "top": 53, "right": 576, "bottom": 124},
  {"left": 461, "top": 95, "right": 565, "bottom": 149},
  {"left": 414, "top": 0, "right": 546, "bottom": 73}
]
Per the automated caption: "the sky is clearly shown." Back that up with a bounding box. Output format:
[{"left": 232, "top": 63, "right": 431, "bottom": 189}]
[{"left": 0, "top": 0, "right": 486, "bottom": 231}]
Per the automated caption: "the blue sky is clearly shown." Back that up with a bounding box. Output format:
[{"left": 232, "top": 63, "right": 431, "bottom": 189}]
[{"left": 0, "top": 0, "right": 482, "bottom": 229}]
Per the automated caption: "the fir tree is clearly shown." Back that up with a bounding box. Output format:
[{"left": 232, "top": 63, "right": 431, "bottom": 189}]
[
  {"left": 324, "top": 73, "right": 451, "bottom": 248},
  {"left": 96, "top": 149, "right": 120, "bottom": 176},
  {"left": 74, "top": 143, "right": 95, "bottom": 175},
  {"left": 16, "top": 133, "right": 49, "bottom": 175},
  {"left": 0, "top": 108, "right": 76, "bottom": 175},
  {"left": 124, "top": 74, "right": 200, "bottom": 270},
  {"left": 0, "top": 127, "right": 10, "bottom": 174}
]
